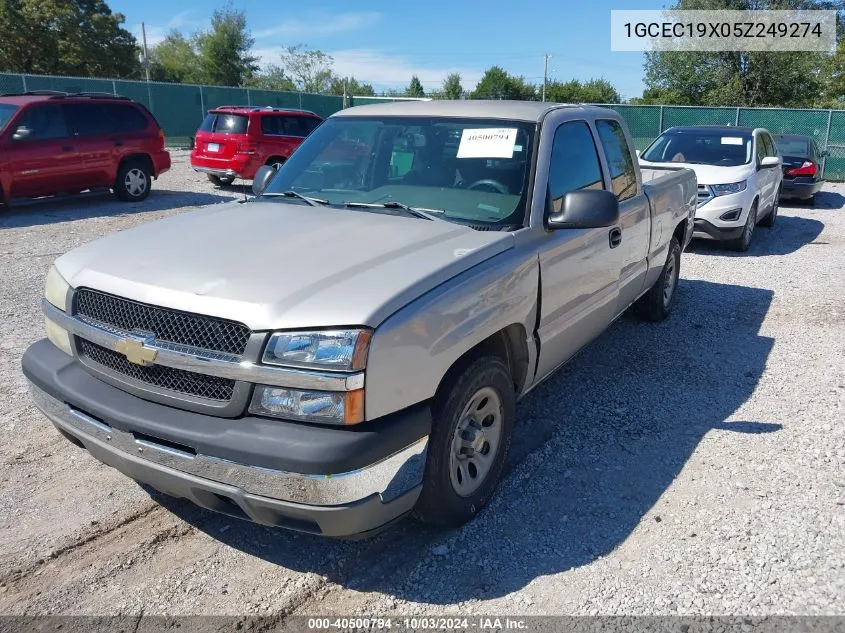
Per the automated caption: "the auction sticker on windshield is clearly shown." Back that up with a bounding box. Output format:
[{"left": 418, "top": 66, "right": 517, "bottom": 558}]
[
  {"left": 721, "top": 137, "right": 744, "bottom": 145},
  {"left": 457, "top": 128, "right": 518, "bottom": 158}
]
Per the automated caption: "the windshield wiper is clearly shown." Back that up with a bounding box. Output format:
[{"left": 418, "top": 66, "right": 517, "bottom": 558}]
[
  {"left": 262, "top": 191, "right": 330, "bottom": 206},
  {"left": 343, "top": 200, "right": 445, "bottom": 221}
]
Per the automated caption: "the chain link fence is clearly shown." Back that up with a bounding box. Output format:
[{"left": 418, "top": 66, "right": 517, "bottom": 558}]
[{"left": 1, "top": 72, "right": 844, "bottom": 178}]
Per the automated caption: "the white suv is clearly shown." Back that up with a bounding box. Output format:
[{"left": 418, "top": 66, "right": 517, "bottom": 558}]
[{"left": 639, "top": 126, "right": 782, "bottom": 251}]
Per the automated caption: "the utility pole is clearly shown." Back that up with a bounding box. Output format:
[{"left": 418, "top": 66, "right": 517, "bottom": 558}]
[
  {"left": 542, "top": 53, "right": 551, "bottom": 102},
  {"left": 141, "top": 22, "right": 151, "bottom": 82}
]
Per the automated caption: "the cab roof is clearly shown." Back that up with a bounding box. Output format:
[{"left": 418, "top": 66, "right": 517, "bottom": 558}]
[{"left": 331, "top": 100, "right": 620, "bottom": 123}]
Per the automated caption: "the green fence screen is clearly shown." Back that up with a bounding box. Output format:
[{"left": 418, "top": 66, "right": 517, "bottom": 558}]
[{"left": 2, "top": 72, "right": 845, "bottom": 179}]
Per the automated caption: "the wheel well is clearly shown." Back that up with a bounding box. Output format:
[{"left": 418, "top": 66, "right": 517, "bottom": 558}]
[
  {"left": 434, "top": 325, "right": 530, "bottom": 405},
  {"left": 119, "top": 154, "right": 153, "bottom": 176},
  {"left": 672, "top": 219, "right": 686, "bottom": 247}
]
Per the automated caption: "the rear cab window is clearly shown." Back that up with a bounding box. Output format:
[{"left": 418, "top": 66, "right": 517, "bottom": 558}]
[
  {"left": 595, "top": 119, "right": 637, "bottom": 201},
  {"left": 200, "top": 113, "right": 249, "bottom": 134}
]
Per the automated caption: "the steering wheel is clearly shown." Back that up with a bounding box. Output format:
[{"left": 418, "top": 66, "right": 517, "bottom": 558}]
[{"left": 466, "top": 179, "right": 509, "bottom": 194}]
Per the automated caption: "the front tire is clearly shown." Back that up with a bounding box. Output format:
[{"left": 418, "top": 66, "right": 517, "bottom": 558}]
[
  {"left": 635, "top": 236, "right": 681, "bottom": 322},
  {"left": 413, "top": 356, "right": 515, "bottom": 529},
  {"left": 759, "top": 191, "right": 778, "bottom": 227},
  {"left": 114, "top": 161, "right": 151, "bottom": 202},
  {"left": 730, "top": 200, "right": 757, "bottom": 252}
]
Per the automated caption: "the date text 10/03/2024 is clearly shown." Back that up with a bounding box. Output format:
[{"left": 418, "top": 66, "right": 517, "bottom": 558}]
[{"left": 307, "top": 617, "right": 529, "bottom": 630}]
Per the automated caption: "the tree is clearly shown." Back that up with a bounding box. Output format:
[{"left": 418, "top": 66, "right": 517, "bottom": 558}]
[
  {"left": 442, "top": 73, "right": 463, "bottom": 99},
  {"left": 149, "top": 31, "right": 200, "bottom": 83},
  {"left": 643, "top": 0, "right": 838, "bottom": 107},
  {"left": 0, "top": 0, "right": 140, "bottom": 78},
  {"left": 328, "top": 76, "right": 375, "bottom": 96},
  {"left": 246, "top": 65, "right": 296, "bottom": 92},
  {"left": 194, "top": 6, "right": 258, "bottom": 86},
  {"left": 407, "top": 75, "right": 425, "bottom": 97},
  {"left": 279, "top": 45, "right": 334, "bottom": 93},
  {"left": 470, "top": 66, "right": 537, "bottom": 100}
]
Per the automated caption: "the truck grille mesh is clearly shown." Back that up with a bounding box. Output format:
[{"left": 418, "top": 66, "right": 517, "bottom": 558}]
[
  {"left": 79, "top": 339, "right": 236, "bottom": 401},
  {"left": 74, "top": 288, "right": 251, "bottom": 356}
]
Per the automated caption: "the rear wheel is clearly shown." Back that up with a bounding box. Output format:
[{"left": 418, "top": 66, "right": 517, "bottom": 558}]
[
  {"left": 413, "top": 356, "right": 515, "bottom": 529},
  {"left": 635, "top": 236, "right": 681, "bottom": 322},
  {"left": 207, "top": 174, "right": 235, "bottom": 186},
  {"left": 730, "top": 201, "right": 757, "bottom": 252},
  {"left": 114, "top": 161, "right": 151, "bottom": 202},
  {"left": 806, "top": 194, "right": 817, "bottom": 206}
]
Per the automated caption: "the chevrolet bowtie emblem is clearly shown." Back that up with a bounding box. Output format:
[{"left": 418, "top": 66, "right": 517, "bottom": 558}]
[{"left": 115, "top": 335, "right": 158, "bottom": 366}]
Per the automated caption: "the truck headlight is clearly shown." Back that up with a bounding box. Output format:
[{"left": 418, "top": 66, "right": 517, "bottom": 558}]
[
  {"left": 711, "top": 181, "right": 747, "bottom": 196},
  {"left": 45, "top": 265, "right": 70, "bottom": 311},
  {"left": 44, "top": 265, "right": 73, "bottom": 356},
  {"left": 249, "top": 386, "right": 364, "bottom": 425},
  {"left": 262, "top": 329, "right": 372, "bottom": 370}
]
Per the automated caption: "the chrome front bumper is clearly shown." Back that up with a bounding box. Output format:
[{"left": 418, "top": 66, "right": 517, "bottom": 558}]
[{"left": 30, "top": 384, "right": 427, "bottom": 509}]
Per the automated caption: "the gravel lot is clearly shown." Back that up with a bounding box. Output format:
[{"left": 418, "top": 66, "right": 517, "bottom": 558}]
[{"left": 0, "top": 151, "right": 842, "bottom": 618}]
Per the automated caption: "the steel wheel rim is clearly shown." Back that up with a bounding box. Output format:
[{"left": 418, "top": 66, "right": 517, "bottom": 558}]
[
  {"left": 125, "top": 168, "right": 147, "bottom": 197},
  {"left": 449, "top": 386, "right": 503, "bottom": 497},
  {"left": 663, "top": 253, "right": 677, "bottom": 306}
]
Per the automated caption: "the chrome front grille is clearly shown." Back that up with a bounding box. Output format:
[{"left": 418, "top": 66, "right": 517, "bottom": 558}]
[
  {"left": 72, "top": 288, "right": 252, "bottom": 404},
  {"left": 697, "top": 184, "right": 713, "bottom": 207},
  {"left": 74, "top": 288, "right": 251, "bottom": 356},
  {"left": 79, "top": 338, "right": 236, "bottom": 401}
]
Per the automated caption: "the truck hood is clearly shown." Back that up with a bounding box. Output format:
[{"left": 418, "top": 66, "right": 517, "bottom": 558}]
[
  {"left": 55, "top": 200, "right": 513, "bottom": 330},
  {"left": 639, "top": 159, "right": 755, "bottom": 186}
]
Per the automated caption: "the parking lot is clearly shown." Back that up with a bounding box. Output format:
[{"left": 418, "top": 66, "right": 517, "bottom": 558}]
[{"left": 0, "top": 150, "right": 842, "bottom": 617}]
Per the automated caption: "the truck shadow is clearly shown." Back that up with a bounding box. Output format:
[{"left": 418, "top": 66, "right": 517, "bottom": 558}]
[
  {"left": 0, "top": 189, "right": 235, "bottom": 229},
  {"left": 150, "top": 278, "right": 776, "bottom": 604},
  {"left": 687, "top": 214, "right": 823, "bottom": 257}
]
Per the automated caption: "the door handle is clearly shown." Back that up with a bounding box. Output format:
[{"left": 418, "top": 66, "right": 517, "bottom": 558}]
[
  {"left": 114, "top": 140, "right": 124, "bottom": 147},
  {"left": 61, "top": 145, "right": 73, "bottom": 152},
  {"left": 609, "top": 227, "right": 623, "bottom": 249}
]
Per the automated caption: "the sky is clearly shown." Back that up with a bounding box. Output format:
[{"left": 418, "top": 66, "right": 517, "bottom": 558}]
[{"left": 110, "top": 0, "right": 668, "bottom": 99}]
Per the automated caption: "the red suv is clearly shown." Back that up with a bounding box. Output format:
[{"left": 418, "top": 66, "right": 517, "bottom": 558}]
[
  {"left": 190, "top": 106, "right": 323, "bottom": 185},
  {"left": 0, "top": 92, "right": 171, "bottom": 205}
]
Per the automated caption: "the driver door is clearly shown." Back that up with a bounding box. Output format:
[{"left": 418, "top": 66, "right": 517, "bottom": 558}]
[{"left": 535, "top": 120, "right": 623, "bottom": 381}]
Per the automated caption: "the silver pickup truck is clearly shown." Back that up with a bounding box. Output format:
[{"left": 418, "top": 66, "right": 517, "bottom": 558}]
[{"left": 23, "top": 101, "right": 696, "bottom": 537}]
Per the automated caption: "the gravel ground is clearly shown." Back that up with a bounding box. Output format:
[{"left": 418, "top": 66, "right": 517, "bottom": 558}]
[{"left": 0, "top": 151, "right": 842, "bottom": 618}]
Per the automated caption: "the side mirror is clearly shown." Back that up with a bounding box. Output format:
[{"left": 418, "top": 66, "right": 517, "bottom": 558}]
[
  {"left": 547, "top": 189, "right": 620, "bottom": 230},
  {"left": 760, "top": 156, "right": 780, "bottom": 169},
  {"left": 252, "top": 165, "right": 276, "bottom": 196},
  {"left": 12, "top": 126, "right": 31, "bottom": 141}
]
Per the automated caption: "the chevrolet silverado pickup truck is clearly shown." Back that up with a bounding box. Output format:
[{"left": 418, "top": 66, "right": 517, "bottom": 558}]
[{"left": 23, "top": 101, "right": 696, "bottom": 537}]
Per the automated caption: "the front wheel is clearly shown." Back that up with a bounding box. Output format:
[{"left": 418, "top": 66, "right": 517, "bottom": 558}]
[
  {"left": 635, "top": 236, "right": 681, "bottom": 322},
  {"left": 759, "top": 192, "right": 779, "bottom": 227},
  {"left": 730, "top": 201, "right": 758, "bottom": 252},
  {"left": 114, "top": 161, "right": 151, "bottom": 202},
  {"left": 413, "top": 356, "right": 515, "bottom": 529}
]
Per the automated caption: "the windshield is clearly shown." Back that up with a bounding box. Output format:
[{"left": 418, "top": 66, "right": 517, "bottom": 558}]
[
  {"left": 263, "top": 116, "right": 536, "bottom": 228},
  {"left": 641, "top": 129, "right": 752, "bottom": 167},
  {"left": 774, "top": 137, "right": 810, "bottom": 156},
  {"left": 0, "top": 104, "right": 19, "bottom": 131}
]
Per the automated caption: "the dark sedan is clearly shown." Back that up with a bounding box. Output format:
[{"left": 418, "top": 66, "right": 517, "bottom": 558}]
[{"left": 773, "top": 134, "right": 826, "bottom": 204}]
